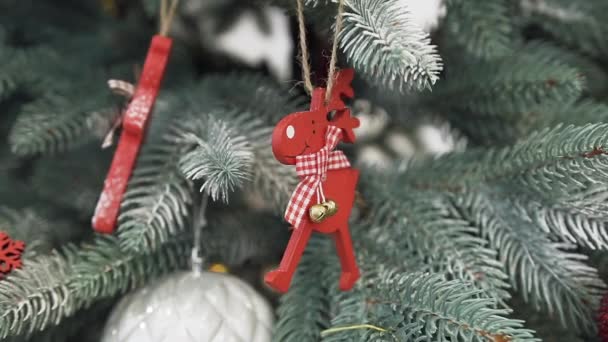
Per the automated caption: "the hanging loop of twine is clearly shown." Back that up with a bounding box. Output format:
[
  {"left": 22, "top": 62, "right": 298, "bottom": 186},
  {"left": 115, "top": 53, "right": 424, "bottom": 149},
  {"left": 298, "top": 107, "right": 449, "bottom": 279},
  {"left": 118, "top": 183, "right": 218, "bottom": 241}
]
[
  {"left": 324, "top": 0, "right": 345, "bottom": 104},
  {"left": 296, "top": 0, "right": 314, "bottom": 94},
  {"left": 295, "top": 0, "right": 345, "bottom": 102},
  {"left": 159, "top": 0, "right": 180, "bottom": 36}
]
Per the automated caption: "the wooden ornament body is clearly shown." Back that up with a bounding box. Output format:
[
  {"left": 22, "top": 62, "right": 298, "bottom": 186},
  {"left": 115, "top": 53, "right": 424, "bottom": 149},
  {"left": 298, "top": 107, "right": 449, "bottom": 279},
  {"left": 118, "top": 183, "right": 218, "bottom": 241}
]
[
  {"left": 265, "top": 69, "right": 361, "bottom": 293},
  {"left": 93, "top": 35, "right": 172, "bottom": 234},
  {"left": 309, "top": 168, "right": 359, "bottom": 234}
]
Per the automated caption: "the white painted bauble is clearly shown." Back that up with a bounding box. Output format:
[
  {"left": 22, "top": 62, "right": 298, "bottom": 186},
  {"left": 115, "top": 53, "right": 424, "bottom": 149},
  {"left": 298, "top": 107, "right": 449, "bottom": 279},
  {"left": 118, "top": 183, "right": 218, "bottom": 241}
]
[{"left": 101, "top": 271, "right": 274, "bottom": 342}]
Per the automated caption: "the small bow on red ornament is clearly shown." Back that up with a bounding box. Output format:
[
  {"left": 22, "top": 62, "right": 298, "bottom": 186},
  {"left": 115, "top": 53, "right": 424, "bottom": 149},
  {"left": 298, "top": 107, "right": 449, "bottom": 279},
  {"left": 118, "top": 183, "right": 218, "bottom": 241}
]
[
  {"left": 285, "top": 126, "right": 351, "bottom": 230},
  {"left": 0, "top": 232, "right": 25, "bottom": 279}
]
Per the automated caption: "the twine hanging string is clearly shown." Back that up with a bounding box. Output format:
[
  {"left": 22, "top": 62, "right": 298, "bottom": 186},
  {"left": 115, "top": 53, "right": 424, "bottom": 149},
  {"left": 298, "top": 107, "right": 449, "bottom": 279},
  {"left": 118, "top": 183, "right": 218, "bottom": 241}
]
[
  {"left": 159, "top": 0, "right": 180, "bottom": 36},
  {"left": 160, "top": 0, "right": 206, "bottom": 274},
  {"left": 295, "top": 0, "right": 345, "bottom": 103},
  {"left": 296, "top": 0, "right": 314, "bottom": 94},
  {"left": 324, "top": 0, "right": 345, "bottom": 104}
]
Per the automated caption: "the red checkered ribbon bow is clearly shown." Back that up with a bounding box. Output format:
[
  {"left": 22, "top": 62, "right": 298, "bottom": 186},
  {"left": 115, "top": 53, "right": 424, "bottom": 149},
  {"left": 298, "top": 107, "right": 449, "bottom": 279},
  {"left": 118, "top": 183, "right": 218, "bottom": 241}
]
[{"left": 285, "top": 126, "right": 351, "bottom": 229}]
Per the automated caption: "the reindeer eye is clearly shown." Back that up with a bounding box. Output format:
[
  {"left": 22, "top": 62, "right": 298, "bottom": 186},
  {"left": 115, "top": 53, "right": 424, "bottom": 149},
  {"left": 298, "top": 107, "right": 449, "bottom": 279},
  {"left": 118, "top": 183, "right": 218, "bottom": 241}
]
[{"left": 286, "top": 125, "right": 295, "bottom": 139}]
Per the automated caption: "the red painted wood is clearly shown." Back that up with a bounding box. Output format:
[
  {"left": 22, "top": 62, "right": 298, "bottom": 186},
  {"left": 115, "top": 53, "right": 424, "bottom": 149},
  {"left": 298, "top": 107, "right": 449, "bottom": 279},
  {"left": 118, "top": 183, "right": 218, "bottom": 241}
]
[
  {"left": 0, "top": 231, "right": 25, "bottom": 279},
  {"left": 93, "top": 35, "right": 172, "bottom": 234},
  {"left": 272, "top": 70, "right": 358, "bottom": 165},
  {"left": 265, "top": 69, "right": 361, "bottom": 293}
]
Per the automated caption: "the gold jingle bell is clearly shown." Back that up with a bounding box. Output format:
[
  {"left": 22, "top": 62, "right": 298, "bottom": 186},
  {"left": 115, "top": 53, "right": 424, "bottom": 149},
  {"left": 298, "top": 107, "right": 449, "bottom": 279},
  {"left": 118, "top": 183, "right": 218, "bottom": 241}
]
[
  {"left": 323, "top": 200, "right": 338, "bottom": 217},
  {"left": 309, "top": 203, "right": 328, "bottom": 223},
  {"left": 309, "top": 199, "right": 339, "bottom": 223}
]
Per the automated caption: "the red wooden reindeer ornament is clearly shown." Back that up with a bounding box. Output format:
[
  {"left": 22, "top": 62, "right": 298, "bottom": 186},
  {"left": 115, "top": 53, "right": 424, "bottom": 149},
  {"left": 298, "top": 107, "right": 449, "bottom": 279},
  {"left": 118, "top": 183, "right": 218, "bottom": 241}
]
[
  {"left": 93, "top": 35, "right": 172, "bottom": 234},
  {"left": 265, "top": 69, "right": 361, "bottom": 293}
]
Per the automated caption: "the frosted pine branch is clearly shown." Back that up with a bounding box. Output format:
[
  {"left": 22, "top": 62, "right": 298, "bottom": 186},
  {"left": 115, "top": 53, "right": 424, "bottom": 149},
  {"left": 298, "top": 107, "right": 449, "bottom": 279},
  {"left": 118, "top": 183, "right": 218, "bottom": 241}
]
[
  {"left": 340, "top": 0, "right": 443, "bottom": 92},
  {"left": 179, "top": 117, "right": 254, "bottom": 203}
]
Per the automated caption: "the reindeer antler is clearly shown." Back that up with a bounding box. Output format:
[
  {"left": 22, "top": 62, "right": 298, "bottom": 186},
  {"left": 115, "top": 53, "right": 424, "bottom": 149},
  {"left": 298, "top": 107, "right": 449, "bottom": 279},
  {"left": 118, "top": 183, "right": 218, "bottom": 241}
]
[
  {"left": 327, "top": 68, "right": 355, "bottom": 110},
  {"left": 306, "top": 69, "right": 359, "bottom": 143},
  {"left": 309, "top": 69, "right": 355, "bottom": 112}
]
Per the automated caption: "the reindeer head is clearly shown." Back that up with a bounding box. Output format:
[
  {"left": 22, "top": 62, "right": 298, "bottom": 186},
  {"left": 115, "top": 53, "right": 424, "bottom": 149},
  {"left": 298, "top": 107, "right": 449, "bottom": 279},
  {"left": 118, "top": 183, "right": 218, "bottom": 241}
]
[{"left": 272, "top": 69, "right": 359, "bottom": 165}]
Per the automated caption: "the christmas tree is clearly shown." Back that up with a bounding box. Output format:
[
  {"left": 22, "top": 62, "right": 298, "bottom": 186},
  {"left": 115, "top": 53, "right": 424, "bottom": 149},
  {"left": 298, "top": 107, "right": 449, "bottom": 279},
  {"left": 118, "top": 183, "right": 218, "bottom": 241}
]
[{"left": 1, "top": 0, "right": 608, "bottom": 341}]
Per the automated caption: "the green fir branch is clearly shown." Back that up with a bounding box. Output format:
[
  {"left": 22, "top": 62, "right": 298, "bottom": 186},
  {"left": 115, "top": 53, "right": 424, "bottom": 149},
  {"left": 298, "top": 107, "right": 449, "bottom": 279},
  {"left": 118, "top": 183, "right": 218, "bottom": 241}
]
[
  {"left": 339, "top": 0, "right": 443, "bottom": 92},
  {"left": 542, "top": 209, "right": 608, "bottom": 249},
  {"left": 323, "top": 239, "right": 532, "bottom": 341},
  {"left": 444, "top": 0, "right": 517, "bottom": 59},
  {"left": 249, "top": 138, "right": 298, "bottom": 212},
  {"left": 0, "top": 252, "right": 76, "bottom": 339},
  {"left": 4, "top": 44, "right": 118, "bottom": 156},
  {"left": 141, "top": 0, "right": 160, "bottom": 18},
  {"left": 334, "top": 270, "right": 538, "bottom": 341},
  {"left": 392, "top": 124, "right": 608, "bottom": 330},
  {"left": 362, "top": 173, "right": 511, "bottom": 302},
  {"left": 403, "top": 124, "right": 608, "bottom": 253},
  {"left": 520, "top": 0, "right": 608, "bottom": 59},
  {"left": 0, "top": 169, "right": 36, "bottom": 211},
  {"left": 520, "top": 189, "right": 608, "bottom": 250},
  {"left": 321, "top": 283, "right": 369, "bottom": 342},
  {"left": 179, "top": 118, "right": 254, "bottom": 203},
  {"left": 507, "top": 293, "right": 583, "bottom": 342},
  {"left": 204, "top": 211, "right": 289, "bottom": 266},
  {"left": 449, "top": 40, "right": 608, "bottom": 143},
  {"left": 117, "top": 123, "right": 194, "bottom": 252},
  {"left": 195, "top": 72, "right": 307, "bottom": 124},
  {"left": 406, "top": 124, "right": 608, "bottom": 199},
  {"left": 522, "top": 41, "right": 608, "bottom": 97},
  {"left": 321, "top": 240, "right": 409, "bottom": 342},
  {"left": 6, "top": 1, "right": 608, "bottom": 340},
  {"left": 431, "top": 46, "right": 584, "bottom": 118},
  {"left": 273, "top": 237, "right": 336, "bottom": 342},
  {"left": 542, "top": 100, "right": 608, "bottom": 127},
  {"left": 0, "top": 67, "right": 18, "bottom": 102},
  {"left": 8, "top": 89, "right": 114, "bottom": 156},
  {"left": 351, "top": 222, "right": 425, "bottom": 277},
  {"left": 192, "top": 74, "right": 301, "bottom": 209},
  {"left": 30, "top": 145, "right": 110, "bottom": 217},
  {"left": 69, "top": 235, "right": 190, "bottom": 305},
  {"left": 480, "top": 124, "right": 608, "bottom": 201},
  {"left": 0, "top": 233, "right": 191, "bottom": 340},
  {"left": 0, "top": 207, "right": 80, "bottom": 256},
  {"left": 456, "top": 189, "right": 605, "bottom": 331},
  {"left": 470, "top": 99, "right": 608, "bottom": 145},
  {"left": 118, "top": 90, "right": 297, "bottom": 252},
  {"left": 0, "top": 45, "right": 53, "bottom": 102},
  {"left": 6, "top": 299, "right": 115, "bottom": 342}
]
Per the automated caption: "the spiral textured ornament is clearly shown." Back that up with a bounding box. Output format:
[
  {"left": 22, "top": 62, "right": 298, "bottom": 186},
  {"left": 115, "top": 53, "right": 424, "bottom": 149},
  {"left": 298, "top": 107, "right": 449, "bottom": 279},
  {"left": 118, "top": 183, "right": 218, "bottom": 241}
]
[{"left": 101, "top": 271, "right": 273, "bottom": 342}]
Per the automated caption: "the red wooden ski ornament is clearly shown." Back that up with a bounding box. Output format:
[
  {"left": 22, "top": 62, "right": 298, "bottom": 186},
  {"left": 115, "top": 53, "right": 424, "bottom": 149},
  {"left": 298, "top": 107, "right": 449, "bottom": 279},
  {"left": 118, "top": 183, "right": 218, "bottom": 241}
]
[
  {"left": 93, "top": 35, "right": 172, "bottom": 234},
  {"left": 265, "top": 69, "right": 361, "bottom": 293}
]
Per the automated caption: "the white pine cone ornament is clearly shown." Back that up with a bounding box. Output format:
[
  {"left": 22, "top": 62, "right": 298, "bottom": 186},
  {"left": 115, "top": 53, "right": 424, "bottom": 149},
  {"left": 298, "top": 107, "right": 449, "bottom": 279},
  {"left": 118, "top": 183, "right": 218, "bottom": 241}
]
[{"left": 101, "top": 271, "right": 274, "bottom": 342}]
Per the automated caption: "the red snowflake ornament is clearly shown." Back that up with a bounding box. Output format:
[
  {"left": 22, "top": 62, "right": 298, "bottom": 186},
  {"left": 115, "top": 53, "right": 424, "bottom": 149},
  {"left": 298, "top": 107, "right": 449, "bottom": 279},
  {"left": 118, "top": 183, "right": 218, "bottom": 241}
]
[{"left": 0, "top": 232, "right": 25, "bottom": 279}]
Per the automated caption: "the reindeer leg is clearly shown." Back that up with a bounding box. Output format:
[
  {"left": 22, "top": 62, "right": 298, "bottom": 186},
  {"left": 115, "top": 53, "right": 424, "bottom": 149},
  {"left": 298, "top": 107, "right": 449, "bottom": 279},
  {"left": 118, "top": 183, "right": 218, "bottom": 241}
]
[
  {"left": 333, "top": 225, "right": 360, "bottom": 291},
  {"left": 265, "top": 224, "right": 313, "bottom": 293}
]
